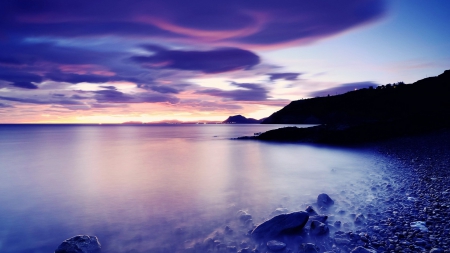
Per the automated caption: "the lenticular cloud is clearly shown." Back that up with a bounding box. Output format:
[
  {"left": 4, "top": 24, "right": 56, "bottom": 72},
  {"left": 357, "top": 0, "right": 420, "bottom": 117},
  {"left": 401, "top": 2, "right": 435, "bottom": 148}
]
[{"left": 0, "top": 0, "right": 386, "bottom": 47}]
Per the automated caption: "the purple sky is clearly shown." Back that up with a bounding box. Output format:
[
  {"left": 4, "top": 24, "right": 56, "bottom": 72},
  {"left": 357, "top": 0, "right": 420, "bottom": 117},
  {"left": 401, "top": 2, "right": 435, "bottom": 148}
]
[{"left": 0, "top": 0, "right": 449, "bottom": 123}]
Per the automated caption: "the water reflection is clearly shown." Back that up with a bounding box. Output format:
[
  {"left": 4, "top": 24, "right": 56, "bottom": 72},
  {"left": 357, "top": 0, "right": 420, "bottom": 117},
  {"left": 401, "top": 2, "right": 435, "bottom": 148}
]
[{"left": 0, "top": 125, "right": 382, "bottom": 252}]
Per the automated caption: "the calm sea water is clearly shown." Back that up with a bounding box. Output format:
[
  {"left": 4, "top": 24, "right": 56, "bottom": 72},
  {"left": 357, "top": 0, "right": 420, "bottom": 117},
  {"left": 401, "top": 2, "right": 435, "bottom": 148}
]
[{"left": 0, "top": 124, "right": 387, "bottom": 253}]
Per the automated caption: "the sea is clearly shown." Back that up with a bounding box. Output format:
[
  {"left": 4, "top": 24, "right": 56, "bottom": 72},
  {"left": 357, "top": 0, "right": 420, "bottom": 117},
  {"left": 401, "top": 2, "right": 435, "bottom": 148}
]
[{"left": 0, "top": 124, "right": 390, "bottom": 253}]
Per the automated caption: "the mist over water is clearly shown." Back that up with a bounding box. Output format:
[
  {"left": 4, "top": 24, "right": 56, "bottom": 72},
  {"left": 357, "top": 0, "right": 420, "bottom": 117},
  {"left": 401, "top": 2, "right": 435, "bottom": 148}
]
[{"left": 0, "top": 125, "right": 390, "bottom": 252}]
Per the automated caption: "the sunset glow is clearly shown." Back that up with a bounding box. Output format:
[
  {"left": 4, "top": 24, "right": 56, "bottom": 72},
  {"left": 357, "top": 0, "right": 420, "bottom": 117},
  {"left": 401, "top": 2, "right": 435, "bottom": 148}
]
[{"left": 0, "top": 0, "right": 449, "bottom": 123}]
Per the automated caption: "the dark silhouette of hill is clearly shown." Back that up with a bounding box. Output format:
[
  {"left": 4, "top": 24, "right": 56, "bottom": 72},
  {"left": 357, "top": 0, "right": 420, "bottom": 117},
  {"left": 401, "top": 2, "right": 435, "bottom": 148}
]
[
  {"left": 263, "top": 69, "right": 450, "bottom": 125},
  {"left": 222, "top": 115, "right": 264, "bottom": 124},
  {"left": 238, "top": 69, "right": 450, "bottom": 144}
]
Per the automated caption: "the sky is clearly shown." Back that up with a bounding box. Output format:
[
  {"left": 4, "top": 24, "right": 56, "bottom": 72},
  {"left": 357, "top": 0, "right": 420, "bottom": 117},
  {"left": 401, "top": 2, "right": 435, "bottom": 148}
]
[{"left": 0, "top": 0, "right": 449, "bottom": 123}]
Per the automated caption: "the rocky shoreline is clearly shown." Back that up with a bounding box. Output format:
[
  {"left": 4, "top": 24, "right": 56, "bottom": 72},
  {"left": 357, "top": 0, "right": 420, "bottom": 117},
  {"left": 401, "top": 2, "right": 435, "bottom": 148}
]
[{"left": 55, "top": 130, "right": 450, "bottom": 253}]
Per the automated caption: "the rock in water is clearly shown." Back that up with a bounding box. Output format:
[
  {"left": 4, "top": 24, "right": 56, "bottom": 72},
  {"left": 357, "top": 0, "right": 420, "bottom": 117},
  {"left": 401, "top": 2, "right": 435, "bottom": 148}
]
[
  {"left": 317, "top": 193, "right": 334, "bottom": 208},
  {"left": 309, "top": 221, "right": 329, "bottom": 236},
  {"left": 305, "top": 206, "right": 318, "bottom": 216},
  {"left": 350, "top": 246, "right": 377, "bottom": 253},
  {"left": 354, "top": 214, "right": 365, "bottom": 225},
  {"left": 55, "top": 235, "right": 101, "bottom": 253},
  {"left": 251, "top": 211, "right": 309, "bottom": 239},
  {"left": 266, "top": 240, "right": 286, "bottom": 251},
  {"left": 310, "top": 215, "right": 327, "bottom": 223}
]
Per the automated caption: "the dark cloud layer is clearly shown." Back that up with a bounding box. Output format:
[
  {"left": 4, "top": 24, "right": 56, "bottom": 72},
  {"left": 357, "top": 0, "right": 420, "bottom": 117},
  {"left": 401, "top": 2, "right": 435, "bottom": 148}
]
[
  {"left": 309, "top": 81, "right": 378, "bottom": 97},
  {"left": 0, "top": 0, "right": 386, "bottom": 47},
  {"left": 268, "top": 73, "right": 301, "bottom": 81},
  {"left": 196, "top": 82, "right": 269, "bottom": 101},
  {"left": 131, "top": 47, "right": 260, "bottom": 74}
]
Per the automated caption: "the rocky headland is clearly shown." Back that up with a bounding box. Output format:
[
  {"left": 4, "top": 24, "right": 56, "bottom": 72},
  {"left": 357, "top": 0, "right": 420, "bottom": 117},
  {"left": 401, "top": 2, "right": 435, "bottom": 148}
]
[{"left": 238, "top": 69, "right": 450, "bottom": 145}]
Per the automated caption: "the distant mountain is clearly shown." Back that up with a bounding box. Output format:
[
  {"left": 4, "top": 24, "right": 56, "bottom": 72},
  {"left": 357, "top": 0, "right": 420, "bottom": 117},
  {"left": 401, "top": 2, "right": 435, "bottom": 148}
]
[
  {"left": 222, "top": 115, "right": 264, "bottom": 124},
  {"left": 236, "top": 69, "right": 450, "bottom": 144}
]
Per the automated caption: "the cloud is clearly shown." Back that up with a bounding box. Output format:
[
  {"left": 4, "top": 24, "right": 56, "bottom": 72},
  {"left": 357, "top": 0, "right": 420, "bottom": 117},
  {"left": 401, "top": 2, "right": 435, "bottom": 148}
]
[
  {"left": 131, "top": 46, "right": 260, "bottom": 73},
  {"left": 92, "top": 90, "right": 179, "bottom": 104},
  {"left": 45, "top": 72, "right": 113, "bottom": 84},
  {"left": 0, "top": 0, "right": 386, "bottom": 47},
  {"left": 0, "top": 102, "right": 14, "bottom": 108},
  {"left": 268, "top": 73, "right": 301, "bottom": 81},
  {"left": 149, "top": 85, "right": 180, "bottom": 94},
  {"left": 309, "top": 81, "right": 379, "bottom": 97},
  {"left": 180, "top": 100, "right": 243, "bottom": 111},
  {"left": 0, "top": 71, "right": 43, "bottom": 89},
  {"left": 195, "top": 82, "right": 269, "bottom": 101},
  {"left": 99, "top": 86, "right": 117, "bottom": 90},
  {"left": 10, "top": 81, "right": 39, "bottom": 89},
  {"left": 0, "top": 95, "right": 85, "bottom": 105}
]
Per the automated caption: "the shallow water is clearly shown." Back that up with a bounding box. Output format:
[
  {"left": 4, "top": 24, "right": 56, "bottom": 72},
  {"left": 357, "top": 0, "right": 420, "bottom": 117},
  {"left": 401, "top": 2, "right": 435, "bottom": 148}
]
[{"left": 0, "top": 124, "right": 387, "bottom": 252}]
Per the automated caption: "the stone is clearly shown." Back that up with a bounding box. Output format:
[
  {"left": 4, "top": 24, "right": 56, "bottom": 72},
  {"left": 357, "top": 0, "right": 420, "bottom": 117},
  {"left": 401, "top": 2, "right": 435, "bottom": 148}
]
[
  {"left": 266, "top": 240, "right": 286, "bottom": 251},
  {"left": 310, "top": 215, "right": 328, "bottom": 223},
  {"left": 335, "top": 238, "right": 351, "bottom": 245},
  {"left": 300, "top": 243, "right": 320, "bottom": 253},
  {"left": 310, "top": 221, "right": 329, "bottom": 236},
  {"left": 317, "top": 193, "right": 334, "bottom": 208},
  {"left": 305, "top": 206, "right": 318, "bottom": 216},
  {"left": 354, "top": 214, "right": 366, "bottom": 225},
  {"left": 238, "top": 210, "right": 253, "bottom": 223},
  {"left": 251, "top": 211, "right": 309, "bottom": 239},
  {"left": 54, "top": 235, "right": 101, "bottom": 253},
  {"left": 334, "top": 221, "right": 341, "bottom": 227},
  {"left": 349, "top": 246, "right": 377, "bottom": 253}
]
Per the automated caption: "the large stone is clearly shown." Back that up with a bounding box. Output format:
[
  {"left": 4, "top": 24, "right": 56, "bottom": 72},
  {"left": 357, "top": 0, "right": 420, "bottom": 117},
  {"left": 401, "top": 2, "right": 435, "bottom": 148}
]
[
  {"left": 55, "top": 235, "right": 101, "bottom": 253},
  {"left": 251, "top": 211, "right": 309, "bottom": 239},
  {"left": 350, "top": 246, "right": 377, "bottom": 253},
  {"left": 317, "top": 193, "right": 334, "bottom": 208}
]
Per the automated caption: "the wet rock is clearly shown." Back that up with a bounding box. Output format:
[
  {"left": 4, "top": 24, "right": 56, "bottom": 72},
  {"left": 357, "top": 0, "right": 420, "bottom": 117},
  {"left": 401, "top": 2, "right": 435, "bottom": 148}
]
[
  {"left": 238, "top": 210, "right": 253, "bottom": 223},
  {"left": 55, "top": 235, "right": 101, "bottom": 253},
  {"left": 317, "top": 193, "right": 334, "bottom": 208},
  {"left": 310, "top": 221, "right": 329, "bottom": 236},
  {"left": 354, "top": 214, "right": 365, "bottom": 225},
  {"left": 225, "top": 226, "right": 233, "bottom": 234},
  {"left": 410, "top": 221, "right": 428, "bottom": 232},
  {"left": 266, "top": 240, "right": 286, "bottom": 251},
  {"left": 227, "top": 246, "right": 237, "bottom": 252},
  {"left": 305, "top": 206, "right": 318, "bottom": 216},
  {"left": 334, "top": 221, "right": 341, "bottom": 228},
  {"left": 300, "top": 243, "right": 320, "bottom": 253},
  {"left": 251, "top": 211, "right": 309, "bottom": 239},
  {"left": 349, "top": 246, "right": 377, "bottom": 253},
  {"left": 310, "top": 215, "right": 328, "bottom": 223},
  {"left": 335, "top": 238, "right": 351, "bottom": 245}
]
